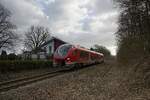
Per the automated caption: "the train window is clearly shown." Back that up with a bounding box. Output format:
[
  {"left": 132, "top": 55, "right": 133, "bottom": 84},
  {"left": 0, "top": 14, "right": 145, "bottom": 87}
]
[
  {"left": 91, "top": 56, "right": 94, "bottom": 60},
  {"left": 72, "top": 50, "right": 77, "bottom": 56},
  {"left": 80, "top": 51, "right": 84, "bottom": 57},
  {"left": 80, "top": 51, "right": 88, "bottom": 58},
  {"left": 57, "top": 44, "right": 72, "bottom": 57},
  {"left": 91, "top": 54, "right": 96, "bottom": 60}
]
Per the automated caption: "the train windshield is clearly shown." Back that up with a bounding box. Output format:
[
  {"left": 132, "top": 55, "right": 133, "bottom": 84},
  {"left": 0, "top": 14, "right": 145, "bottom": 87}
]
[{"left": 56, "top": 44, "right": 72, "bottom": 57}]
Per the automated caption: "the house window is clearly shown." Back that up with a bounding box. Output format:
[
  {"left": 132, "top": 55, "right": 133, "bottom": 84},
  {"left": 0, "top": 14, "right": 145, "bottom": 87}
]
[{"left": 49, "top": 46, "right": 52, "bottom": 54}]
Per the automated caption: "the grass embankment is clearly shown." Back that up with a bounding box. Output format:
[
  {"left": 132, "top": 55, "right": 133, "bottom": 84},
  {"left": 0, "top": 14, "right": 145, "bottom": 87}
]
[{"left": 0, "top": 60, "right": 52, "bottom": 72}]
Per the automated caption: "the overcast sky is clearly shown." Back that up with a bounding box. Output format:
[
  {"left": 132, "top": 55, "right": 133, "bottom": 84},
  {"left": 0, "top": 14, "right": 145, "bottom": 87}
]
[{"left": 0, "top": 0, "right": 119, "bottom": 55}]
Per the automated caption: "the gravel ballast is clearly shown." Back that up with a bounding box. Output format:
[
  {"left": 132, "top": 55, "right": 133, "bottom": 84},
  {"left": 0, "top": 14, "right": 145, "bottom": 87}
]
[{"left": 0, "top": 61, "right": 150, "bottom": 100}]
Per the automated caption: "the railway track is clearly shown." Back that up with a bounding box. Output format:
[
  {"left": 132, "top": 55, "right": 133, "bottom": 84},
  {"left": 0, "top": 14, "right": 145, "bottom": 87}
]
[
  {"left": 102, "top": 64, "right": 112, "bottom": 77},
  {"left": 0, "top": 69, "right": 66, "bottom": 92},
  {"left": 0, "top": 63, "right": 106, "bottom": 93}
]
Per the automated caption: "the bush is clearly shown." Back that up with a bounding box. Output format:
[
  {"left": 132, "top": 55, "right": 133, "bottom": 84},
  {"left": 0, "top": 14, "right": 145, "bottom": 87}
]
[
  {"left": 0, "top": 51, "right": 21, "bottom": 60},
  {"left": 90, "top": 45, "right": 111, "bottom": 57},
  {"left": 0, "top": 50, "right": 7, "bottom": 60},
  {"left": 7, "top": 53, "right": 18, "bottom": 60},
  {"left": 0, "top": 60, "right": 52, "bottom": 72}
]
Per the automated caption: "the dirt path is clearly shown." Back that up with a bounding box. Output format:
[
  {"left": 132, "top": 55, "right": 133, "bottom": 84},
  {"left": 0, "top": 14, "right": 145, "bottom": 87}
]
[{"left": 0, "top": 60, "right": 149, "bottom": 100}]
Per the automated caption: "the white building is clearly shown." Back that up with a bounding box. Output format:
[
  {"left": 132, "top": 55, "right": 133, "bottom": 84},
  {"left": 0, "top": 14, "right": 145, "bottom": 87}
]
[{"left": 22, "top": 37, "right": 66, "bottom": 60}]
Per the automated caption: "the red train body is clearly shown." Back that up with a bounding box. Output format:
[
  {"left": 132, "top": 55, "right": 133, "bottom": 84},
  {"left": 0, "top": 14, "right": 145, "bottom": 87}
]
[{"left": 53, "top": 44, "right": 104, "bottom": 67}]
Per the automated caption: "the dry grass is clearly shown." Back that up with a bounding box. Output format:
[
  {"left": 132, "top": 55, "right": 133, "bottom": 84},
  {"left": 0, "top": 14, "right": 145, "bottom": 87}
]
[{"left": 0, "top": 59, "right": 150, "bottom": 100}]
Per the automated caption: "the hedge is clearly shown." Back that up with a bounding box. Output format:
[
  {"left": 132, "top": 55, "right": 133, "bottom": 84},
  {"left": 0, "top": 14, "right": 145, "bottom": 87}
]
[{"left": 0, "top": 60, "right": 52, "bottom": 72}]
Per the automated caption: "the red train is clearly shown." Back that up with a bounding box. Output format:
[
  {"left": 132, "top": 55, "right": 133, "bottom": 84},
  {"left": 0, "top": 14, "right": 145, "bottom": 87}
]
[{"left": 53, "top": 44, "right": 104, "bottom": 68}]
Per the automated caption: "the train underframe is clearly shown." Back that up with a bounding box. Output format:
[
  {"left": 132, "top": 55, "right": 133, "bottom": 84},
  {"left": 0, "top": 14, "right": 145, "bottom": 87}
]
[{"left": 53, "top": 58, "right": 104, "bottom": 69}]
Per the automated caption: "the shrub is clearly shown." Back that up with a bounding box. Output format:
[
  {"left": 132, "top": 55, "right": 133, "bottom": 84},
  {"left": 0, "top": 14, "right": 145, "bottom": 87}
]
[
  {"left": 90, "top": 45, "right": 111, "bottom": 57},
  {"left": 0, "top": 60, "right": 52, "bottom": 72},
  {"left": 0, "top": 50, "right": 7, "bottom": 60}
]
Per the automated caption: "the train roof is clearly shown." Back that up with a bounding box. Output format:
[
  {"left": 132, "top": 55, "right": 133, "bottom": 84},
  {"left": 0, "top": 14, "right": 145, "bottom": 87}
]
[
  {"left": 60, "top": 44, "right": 104, "bottom": 56},
  {"left": 74, "top": 45, "right": 103, "bottom": 55}
]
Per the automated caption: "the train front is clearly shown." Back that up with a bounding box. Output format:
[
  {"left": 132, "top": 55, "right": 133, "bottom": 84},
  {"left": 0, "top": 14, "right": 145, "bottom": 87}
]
[{"left": 53, "top": 44, "right": 73, "bottom": 67}]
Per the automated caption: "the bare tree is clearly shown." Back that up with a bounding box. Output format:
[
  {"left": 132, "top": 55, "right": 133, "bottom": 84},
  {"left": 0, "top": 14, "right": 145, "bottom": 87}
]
[
  {"left": 114, "top": 0, "right": 150, "bottom": 63},
  {"left": 24, "top": 26, "right": 51, "bottom": 53},
  {"left": 0, "top": 3, "right": 17, "bottom": 50},
  {"left": 90, "top": 45, "right": 111, "bottom": 57}
]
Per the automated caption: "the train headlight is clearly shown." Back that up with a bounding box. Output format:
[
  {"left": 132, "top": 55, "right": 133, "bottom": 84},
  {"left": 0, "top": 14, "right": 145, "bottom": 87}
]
[
  {"left": 66, "top": 58, "right": 71, "bottom": 62},
  {"left": 67, "top": 58, "right": 70, "bottom": 61}
]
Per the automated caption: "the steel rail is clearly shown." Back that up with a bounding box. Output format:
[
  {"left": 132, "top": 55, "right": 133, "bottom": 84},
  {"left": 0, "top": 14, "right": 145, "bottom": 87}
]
[{"left": 0, "top": 69, "right": 66, "bottom": 92}]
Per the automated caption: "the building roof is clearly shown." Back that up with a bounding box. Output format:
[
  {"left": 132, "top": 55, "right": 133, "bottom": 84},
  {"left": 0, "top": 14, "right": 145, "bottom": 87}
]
[
  {"left": 41, "top": 36, "right": 67, "bottom": 47},
  {"left": 22, "top": 37, "right": 67, "bottom": 54}
]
